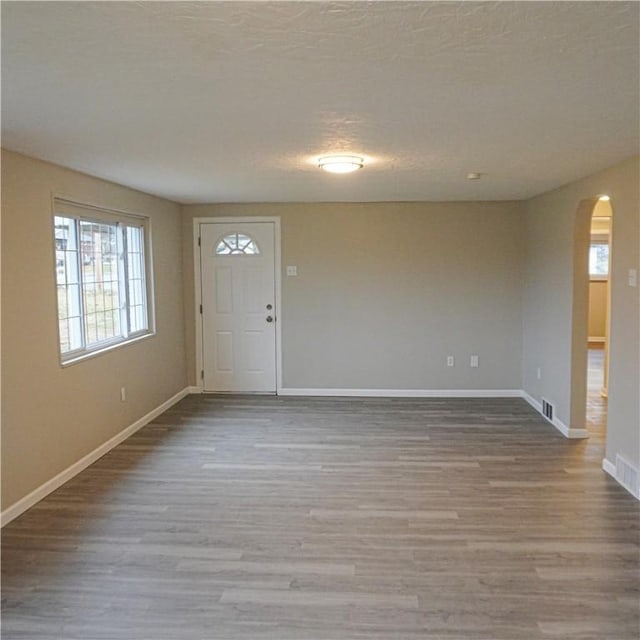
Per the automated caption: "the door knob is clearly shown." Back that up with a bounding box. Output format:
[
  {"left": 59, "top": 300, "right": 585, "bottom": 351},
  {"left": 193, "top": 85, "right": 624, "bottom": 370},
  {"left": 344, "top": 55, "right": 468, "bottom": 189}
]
[{"left": 266, "top": 316, "right": 274, "bottom": 323}]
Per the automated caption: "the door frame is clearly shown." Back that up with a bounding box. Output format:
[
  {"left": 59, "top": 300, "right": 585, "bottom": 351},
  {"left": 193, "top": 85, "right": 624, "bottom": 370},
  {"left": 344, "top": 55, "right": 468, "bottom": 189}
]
[{"left": 193, "top": 216, "right": 283, "bottom": 394}]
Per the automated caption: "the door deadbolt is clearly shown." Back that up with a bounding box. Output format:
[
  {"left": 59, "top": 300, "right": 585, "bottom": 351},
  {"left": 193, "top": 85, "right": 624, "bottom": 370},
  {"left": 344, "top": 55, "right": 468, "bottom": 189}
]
[{"left": 266, "top": 304, "right": 273, "bottom": 310}]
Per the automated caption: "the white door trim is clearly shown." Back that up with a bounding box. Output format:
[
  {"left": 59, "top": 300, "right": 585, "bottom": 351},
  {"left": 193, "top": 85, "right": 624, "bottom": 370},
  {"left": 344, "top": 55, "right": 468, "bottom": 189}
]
[{"left": 193, "top": 216, "right": 282, "bottom": 394}]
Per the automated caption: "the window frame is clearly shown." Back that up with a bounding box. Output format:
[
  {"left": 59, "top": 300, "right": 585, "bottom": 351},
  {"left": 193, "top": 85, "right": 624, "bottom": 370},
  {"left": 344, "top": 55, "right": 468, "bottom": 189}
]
[{"left": 52, "top": 197, "right": 156, "bottom": 366}]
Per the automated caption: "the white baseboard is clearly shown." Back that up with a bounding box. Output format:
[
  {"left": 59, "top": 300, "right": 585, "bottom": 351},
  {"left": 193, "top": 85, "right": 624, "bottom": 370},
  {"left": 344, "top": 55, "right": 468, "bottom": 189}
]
[
  {"left": 520, "top": 391, "right": 589, "bottom": 439},
  {"left": 602, "top": 457, "right": 640, "bottom": 500},
  {"left": 188, "top": 385, "right": 203, "bottom": 394},
  {"left": 193, "top": 386, "right": 588, "bottom": 439},
  {"left": 0, "top": 387, "right": 191, "bottom": 528},
  {"left": 602, "top": 458, "right": 617, "bottom": 479},
  {"left": 278, "top": 388, "right": 523, "bottom": 398}
]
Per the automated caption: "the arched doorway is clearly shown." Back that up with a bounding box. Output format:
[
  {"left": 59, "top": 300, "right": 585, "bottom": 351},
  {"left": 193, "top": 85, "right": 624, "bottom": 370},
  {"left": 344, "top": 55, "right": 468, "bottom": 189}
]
[{"left": 571, "top": 196, "right": 613, "bottom": 446}]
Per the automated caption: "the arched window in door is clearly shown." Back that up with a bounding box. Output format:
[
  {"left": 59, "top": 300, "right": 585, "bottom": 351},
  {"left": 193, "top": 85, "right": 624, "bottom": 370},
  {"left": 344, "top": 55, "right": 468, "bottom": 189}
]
[{"left": 215, "top": 233, "right": 260, "bottom": 255}]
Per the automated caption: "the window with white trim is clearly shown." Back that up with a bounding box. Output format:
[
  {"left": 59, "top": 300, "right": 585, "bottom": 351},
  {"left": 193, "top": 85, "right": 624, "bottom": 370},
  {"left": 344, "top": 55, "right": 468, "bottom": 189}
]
[{"left": 53, "top": 199, "right": 153, "bottom": 363}]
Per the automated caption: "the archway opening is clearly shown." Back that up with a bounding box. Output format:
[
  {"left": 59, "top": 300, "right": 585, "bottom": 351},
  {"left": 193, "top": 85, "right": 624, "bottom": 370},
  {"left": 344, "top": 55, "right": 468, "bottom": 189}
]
[
  {"left": 571, "top": 196, "right": 613, "bottom": 448},
  {"left": 587, "top": 198, "right": 612, "bottom": 438}
]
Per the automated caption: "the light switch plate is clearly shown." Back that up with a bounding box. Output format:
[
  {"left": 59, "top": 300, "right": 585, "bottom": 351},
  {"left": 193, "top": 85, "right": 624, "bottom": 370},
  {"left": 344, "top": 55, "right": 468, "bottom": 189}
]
[
  {"left": 286, "top": 265, "right": 298, "bottom": 277},
  {"left": 470, "top": 355, "right": 479, "bottom": 368},
  {"left": 629, "top": 268, "right": 637, "bottom": 287}
]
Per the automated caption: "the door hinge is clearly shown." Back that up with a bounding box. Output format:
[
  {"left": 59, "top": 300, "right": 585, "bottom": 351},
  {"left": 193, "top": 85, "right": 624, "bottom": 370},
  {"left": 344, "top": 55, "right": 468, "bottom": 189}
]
[
  {"left": 201, "top": 369, "right": 204, "bottom": 380},
  {"left": 198, "top": 236, "right": 201, "bottom": 247},
  {"left": 199, "top": 304, "right": 203, "bottom": 314}
]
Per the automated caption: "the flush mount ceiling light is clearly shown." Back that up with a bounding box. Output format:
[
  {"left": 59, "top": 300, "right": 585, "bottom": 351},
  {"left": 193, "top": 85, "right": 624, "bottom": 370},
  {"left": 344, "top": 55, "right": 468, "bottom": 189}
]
[
  {"left": 467, "top": 172, "right": 482, "bottom": 180},
  {"left": 598, "top": 195, "right": 611, "bottom": 201},
  {"left": 318, "top": 155, "right": 364, "bottom": 174}
]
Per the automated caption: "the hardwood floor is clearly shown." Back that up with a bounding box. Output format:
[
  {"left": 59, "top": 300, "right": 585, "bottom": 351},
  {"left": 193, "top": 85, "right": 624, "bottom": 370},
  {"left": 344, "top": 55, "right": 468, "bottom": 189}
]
[
  {"left": 586, "top": 347, "right": 607, "bottom": 439},
  {"left": 2, "top": 394, "right": 638, "bottom": 639}
]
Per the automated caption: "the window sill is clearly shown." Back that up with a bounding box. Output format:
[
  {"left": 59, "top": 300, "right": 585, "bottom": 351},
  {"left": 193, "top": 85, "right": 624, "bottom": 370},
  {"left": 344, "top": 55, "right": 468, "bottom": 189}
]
[{"left": 60, "top": 331, "right": 156, "bottom": 368}]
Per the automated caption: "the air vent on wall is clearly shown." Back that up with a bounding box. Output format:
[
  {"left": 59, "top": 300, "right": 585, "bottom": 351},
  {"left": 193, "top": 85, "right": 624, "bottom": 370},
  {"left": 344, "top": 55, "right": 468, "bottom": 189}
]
[
  {"left": 541, "top": 398, "right": 554, "bottom": 422},
  {"left": 615, "top": 455, "right": 639, "bottom": 498}
]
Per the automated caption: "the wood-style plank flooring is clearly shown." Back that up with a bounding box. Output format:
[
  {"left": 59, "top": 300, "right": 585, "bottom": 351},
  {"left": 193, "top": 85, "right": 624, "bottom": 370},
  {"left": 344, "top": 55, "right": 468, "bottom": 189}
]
[
  {"left": 586, "top": 347, "right": 606, "bottom": 438},
  {"left": 2, "top": 388, "right": 638, "bottom": 639}
]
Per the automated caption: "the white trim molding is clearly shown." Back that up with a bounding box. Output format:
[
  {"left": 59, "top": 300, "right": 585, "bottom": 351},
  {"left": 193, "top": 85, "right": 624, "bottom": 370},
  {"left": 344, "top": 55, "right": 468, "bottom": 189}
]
[
  {"left": 0, "top": 387, "right": 191, "bottom": 528},
  {"left": 197, "top": 385, "right": 590, "bottom": 440},
  {"left": 602, "top": 457, "right": 617, "bottom": 478},
  {"left": 520, "top": 391, "right": 589, "bottom": 439},
  {"left": 279, "top": 388, "right": 523, "bottom": 398}
]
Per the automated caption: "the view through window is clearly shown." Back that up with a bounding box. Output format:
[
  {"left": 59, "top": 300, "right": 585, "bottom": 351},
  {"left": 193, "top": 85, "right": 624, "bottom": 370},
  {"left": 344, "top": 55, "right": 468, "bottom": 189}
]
[
  {"left": 589, "top": 242, "right": 609, "bottom": 278},
  {"left": 54, "top": 202, "right": 152, "bottom": 361}
]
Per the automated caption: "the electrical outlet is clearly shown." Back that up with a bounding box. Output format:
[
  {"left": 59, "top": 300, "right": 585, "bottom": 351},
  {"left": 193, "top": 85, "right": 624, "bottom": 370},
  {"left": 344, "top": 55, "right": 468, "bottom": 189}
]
[
  {"left": 447, "top": 355, "right": 455, "bottom": 367},
  {"left": 120, "top": 387, "right": 126, "bottom": 402},
  {"left": 629, "top": 269, "right": 637, "bottom": 287},
  {"left": 470, "top": 355, "right": 479, "bottom": 368},
  {"left": 286, "top": 265, "right": 298, "bottom": 277}
]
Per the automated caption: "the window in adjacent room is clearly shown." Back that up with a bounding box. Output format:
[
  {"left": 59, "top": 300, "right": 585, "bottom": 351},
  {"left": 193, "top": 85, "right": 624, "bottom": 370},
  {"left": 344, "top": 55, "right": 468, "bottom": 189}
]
[
  {"left": 53, "top": 199, "right": 154, "bottom": 363},
  {"left": 589, "top": 239, "right": 609, "bottom": 279}
]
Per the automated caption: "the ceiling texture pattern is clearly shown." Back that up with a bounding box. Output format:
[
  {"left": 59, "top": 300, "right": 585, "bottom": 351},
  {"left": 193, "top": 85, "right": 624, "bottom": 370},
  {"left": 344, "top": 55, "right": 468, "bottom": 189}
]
[{"left": 2, "top": 1, "right": 639, "bottom": 203}]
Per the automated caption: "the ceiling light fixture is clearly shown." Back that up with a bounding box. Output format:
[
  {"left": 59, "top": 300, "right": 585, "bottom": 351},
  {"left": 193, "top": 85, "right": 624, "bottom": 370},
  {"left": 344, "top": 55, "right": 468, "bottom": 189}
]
[
  {"left": 318, "top": 155, "right": 364, "bottom": 174},
  {"left": 598, "top": 195, "right": 610, "bottom": 201},
  {"left": 467, "top": 172, "right": 482, "bottom": 180}
]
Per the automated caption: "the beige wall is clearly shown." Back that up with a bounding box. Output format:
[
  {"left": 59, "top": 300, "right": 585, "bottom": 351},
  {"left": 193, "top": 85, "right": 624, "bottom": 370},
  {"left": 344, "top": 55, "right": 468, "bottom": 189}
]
[
  {"left": 1, "top": 150, "right": 188, "bottom": 509},
  {"left": 3, "top": 149, "right": 636, "bottom": 513},
  {"left": 182, "top": 202, "right": 525, "bottom": 391},
  {"left": 588, "top": 280, "right": 608, "bottom": 338},
  {"left": 522, "top": 155, "right": 639, "bottom": 468}
]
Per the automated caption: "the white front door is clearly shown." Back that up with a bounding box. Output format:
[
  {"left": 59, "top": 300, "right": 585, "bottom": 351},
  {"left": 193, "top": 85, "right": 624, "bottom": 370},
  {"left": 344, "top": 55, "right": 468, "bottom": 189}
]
[{"left": 200, "top": 221, "right": 277, "bottom": 392}]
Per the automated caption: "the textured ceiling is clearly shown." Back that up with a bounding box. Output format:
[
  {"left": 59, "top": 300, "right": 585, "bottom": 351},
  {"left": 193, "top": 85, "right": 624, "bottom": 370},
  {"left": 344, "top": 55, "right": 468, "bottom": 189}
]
[{"left": 2, "top": 1, "right": 638, "bottom": 203}]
